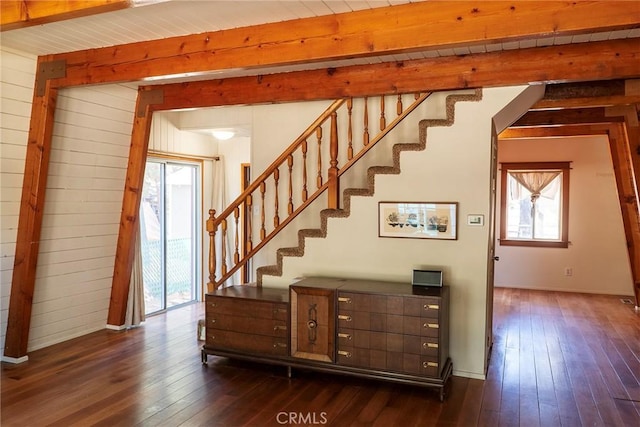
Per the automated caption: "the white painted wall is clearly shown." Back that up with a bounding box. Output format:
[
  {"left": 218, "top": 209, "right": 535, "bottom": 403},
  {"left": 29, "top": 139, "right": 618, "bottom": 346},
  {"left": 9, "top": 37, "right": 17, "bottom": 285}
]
[
  {"left": 495, "top": 136, "right": 633, "bottom": 296},
  {"left": 0, "top": 47, "right": 37, "bottom": 353},
  {"left": 248, "top": 93, "right": 476, "bottom": 274},
  {"left": 260, "top": 86, "right": 532, "bottom": 379}
]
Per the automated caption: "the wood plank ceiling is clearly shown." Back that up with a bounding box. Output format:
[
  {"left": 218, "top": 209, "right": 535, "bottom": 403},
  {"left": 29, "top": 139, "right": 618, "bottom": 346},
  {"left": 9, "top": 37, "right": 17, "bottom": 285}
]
[{"left": 1, "top": 1, "right": 639, "bottom": 360}]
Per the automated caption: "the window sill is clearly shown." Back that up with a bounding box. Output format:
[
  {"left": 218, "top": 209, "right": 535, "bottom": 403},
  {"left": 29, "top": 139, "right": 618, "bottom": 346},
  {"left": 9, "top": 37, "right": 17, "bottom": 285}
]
[{"left": 499, "top": 239, "right": 569, "bottom": 248}]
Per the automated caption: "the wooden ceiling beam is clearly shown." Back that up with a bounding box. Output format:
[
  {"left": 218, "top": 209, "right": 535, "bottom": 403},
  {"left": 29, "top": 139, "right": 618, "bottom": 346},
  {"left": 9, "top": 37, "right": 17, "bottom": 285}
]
[
  {"left": 501, "top": 124, "right": 609, "bottom": 139},
  {"left": 143, "top": 39, "right": 640, "bottom": 111},
  {"left": 511, "top": 108, "right": 626, "bottom": 127},
  {"left": 39, "top": 1, "right": 640, "bottom": 87},
  {"left": 532, "top": 79, "right": 640, "bottom": 109},
  {"left": 0, "top": 0, "right": 130, "bottom": 32}
]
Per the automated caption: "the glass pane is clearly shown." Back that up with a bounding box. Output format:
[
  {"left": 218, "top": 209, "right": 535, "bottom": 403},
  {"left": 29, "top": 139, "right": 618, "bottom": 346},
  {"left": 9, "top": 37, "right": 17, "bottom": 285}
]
[
  {"left": 534, "top": 174, "right": 561, "bottom": 239},
  {"left": 140, "top": 162, "right": 164, "bottom": 314},
  {"left": 165, "top": 163, "right": 196, "bottom": 308},
  {"left": 506, "top": 172, "right": 561, "bottom": 241}
]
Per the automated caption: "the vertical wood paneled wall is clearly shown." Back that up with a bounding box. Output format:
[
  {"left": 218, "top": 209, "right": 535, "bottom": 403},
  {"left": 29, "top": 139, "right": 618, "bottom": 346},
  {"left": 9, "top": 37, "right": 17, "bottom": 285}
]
[
  {"left": 27, "top": 84, "right": 136, "bottom": 350},
  {"left": 0, "top": 47, "right": 138, "bottom": 352},
  {"left": 0, "top": 47, "right": 36, "bottom": 353}
]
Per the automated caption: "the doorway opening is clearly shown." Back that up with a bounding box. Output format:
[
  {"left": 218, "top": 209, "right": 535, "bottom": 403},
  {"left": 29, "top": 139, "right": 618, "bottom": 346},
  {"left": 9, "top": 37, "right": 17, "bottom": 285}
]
[{"left": 140, "top": 158, "right": 202, "bottom": 315}]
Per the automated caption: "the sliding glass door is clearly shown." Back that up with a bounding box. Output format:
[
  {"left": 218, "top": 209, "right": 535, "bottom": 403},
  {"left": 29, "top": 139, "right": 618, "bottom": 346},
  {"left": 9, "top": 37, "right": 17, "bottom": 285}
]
[{"left": 140, "top": 159, "right": 201, "bottom": 315}]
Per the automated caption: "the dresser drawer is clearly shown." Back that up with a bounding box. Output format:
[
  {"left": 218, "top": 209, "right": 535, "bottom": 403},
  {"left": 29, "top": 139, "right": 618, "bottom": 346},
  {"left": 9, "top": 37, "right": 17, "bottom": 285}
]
[
  {"left": 207, "top": 296, "right": 287, "bottom": 321},
  {"left": 402, "top": 316, "right": 440, "bottom": 337},
  {"left": 337, "top": 328, "right": 371, "bottom": 349},
  {"left": 338, "top": 292, "right": 404, "bottom": 314},
  {"left": 403, "top": 296, "right": 441, "bottom": 318},
  {"left": 207, "top": 330, "right": 288, "bottom": 356},
  {"left": 208, "top": 314, "right": 287, "bottom": 338},
  {"left": 336, "top": 347, "right": 371, "bottom": 368},
  {"left": 403, "top": 336, "right": 440, "bottom": 357}
]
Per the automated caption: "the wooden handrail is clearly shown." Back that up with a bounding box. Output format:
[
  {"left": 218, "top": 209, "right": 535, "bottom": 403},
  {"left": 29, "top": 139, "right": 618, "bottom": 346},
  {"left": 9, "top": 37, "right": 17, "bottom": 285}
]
[{"left": 207, "top": 92, "right": 432, "bottom": 291}]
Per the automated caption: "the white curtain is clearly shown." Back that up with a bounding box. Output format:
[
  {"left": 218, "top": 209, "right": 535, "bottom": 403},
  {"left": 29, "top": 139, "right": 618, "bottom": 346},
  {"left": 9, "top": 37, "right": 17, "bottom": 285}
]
[
  {"left": 125, "top": 224, "right": 145, "bottom": 328},
  {"left": 210, "top": 157, "right": 236, "bottom": 288}
]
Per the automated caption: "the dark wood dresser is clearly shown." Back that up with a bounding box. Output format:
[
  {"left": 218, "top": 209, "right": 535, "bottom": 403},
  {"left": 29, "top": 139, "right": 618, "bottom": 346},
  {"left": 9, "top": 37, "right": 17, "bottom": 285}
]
[
  {"left": 204, "top": 286, "right": 289, "bottom": 358},
  {"left": 201, "top": 277, "right": 452, "bottom": 400}
]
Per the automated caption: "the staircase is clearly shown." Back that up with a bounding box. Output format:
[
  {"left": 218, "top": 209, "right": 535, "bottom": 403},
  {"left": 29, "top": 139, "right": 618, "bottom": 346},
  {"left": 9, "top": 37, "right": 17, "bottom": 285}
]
[
  {"left": 255, "top": 89, "right": 483, "bottom": 285},
  {"left": 206, "top": 89, "right": 483, "bottom": 290}
]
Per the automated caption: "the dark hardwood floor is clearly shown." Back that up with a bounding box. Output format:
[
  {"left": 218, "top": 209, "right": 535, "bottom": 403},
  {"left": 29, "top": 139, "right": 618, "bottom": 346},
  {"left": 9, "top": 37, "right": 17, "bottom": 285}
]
[{"left": 2, "top": 288, "right": 639, "bottom": 426}]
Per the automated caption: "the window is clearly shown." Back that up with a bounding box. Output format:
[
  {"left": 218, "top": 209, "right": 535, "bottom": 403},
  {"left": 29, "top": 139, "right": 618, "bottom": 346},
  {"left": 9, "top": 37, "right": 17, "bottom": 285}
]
[{"left": 499, "top": 162, "right": 570, "bottom": 248}]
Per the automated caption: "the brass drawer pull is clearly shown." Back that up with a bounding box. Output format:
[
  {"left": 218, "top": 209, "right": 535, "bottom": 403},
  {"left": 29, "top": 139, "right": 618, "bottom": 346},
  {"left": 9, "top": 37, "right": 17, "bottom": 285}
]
[
  {"left": 424, "top": 323, "right": 439, "bottom": 329},
  {"left": 423, "top": 361, "right": 438, "bottom": 368},
  {"left": 273, "top": 342, "right": 287, "bottom": 348},
  {"left": 338, "top": 350, "right": 352, "bottom": 358},
  {"left": 210, "top": 319, "right": 216, "bottom": 324},
  {"left": 338, "top": 315, "right": 352, "bottom": 322},
  {"left": 338, "top": 333, "right": 352, "bottom": 340},
  {"left": 424, "top": 304, "right": 439, "bottom": 310},
  {"left": 209, "top": 302, "right": 216, "bottom": 307},
  {"left": 273, "top": 308, "right": 287, "bottom": 314},
  {"left": 423, "top": 342, "right": 438, "bottom": 349},
  {"left": 273, "top": 325, "right": 287, "bottom": 331},
  {"left": 338, "top": 297, "right": 352, "bottom": 304}
]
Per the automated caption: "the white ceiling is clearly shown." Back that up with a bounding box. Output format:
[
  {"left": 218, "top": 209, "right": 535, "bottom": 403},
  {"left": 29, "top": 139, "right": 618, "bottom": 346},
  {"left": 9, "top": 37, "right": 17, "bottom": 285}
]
[
  {"left": 2, "top": 0, "right": 639, "bottom": 84},
  {"left": 1, "top": 0, "right": 418, "bottom": 56}
]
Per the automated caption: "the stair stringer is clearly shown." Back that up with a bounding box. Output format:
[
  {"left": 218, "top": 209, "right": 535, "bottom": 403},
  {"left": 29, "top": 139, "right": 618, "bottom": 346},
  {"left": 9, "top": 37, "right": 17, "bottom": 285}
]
[{"left": 256, "top": 89, "right": 483, "bottom": 285}]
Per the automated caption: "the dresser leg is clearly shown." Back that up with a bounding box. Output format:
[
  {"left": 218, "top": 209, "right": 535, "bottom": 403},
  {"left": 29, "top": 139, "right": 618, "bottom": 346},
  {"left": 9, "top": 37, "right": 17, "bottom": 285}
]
[
  {"left": 287, "top": 366, "right": 292, "bottom": 378},
  {"left": 201, "top": 349, "right": 208, "bottom": 365}
]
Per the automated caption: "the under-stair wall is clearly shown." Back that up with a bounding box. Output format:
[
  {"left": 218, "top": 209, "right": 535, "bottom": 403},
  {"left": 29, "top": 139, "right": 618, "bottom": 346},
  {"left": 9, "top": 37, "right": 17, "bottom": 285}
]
[
  {"left": 259, "top": 86, "right": 534, "bottom": 380},
  {"left": 251, "top": 90, "right": 477, "bottom": 276}
]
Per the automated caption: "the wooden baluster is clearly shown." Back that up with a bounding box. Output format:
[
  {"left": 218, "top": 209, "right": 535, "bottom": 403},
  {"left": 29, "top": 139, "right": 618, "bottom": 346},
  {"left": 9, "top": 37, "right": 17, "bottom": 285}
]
[
  {"left": 206, "top": 209, "right": 216, "bottom": 292},
  {"left": 316, "top": 126, "right": 323, "bottom": 188},
  {"left": 221, "top": 218, "right": 228, "bottom": 277},
  {"left": 233, "top": 207, "right": 240, "bottom": 265},
  {"left": 260, "top": 182, "right": 266, "bottom": 240},
  {"left": 328, "top": 111, "right": 339, "bottom": 209},
  {"left": 273, "top": 168, "right": 280, "bottom": 228},
  {"left": 245, "top": 195, "right": 253, "bottom": 253},
  {"left": 347, "top": 98, "right": 354, "bottom": 160},
  {"left": 287, "top": 154, "right": 294, "bottom": 215},
  {"left": 302, "top": 140, "right": 308, "bottom": 202},
  {"left": 380, "top": 96, "right": 386, "bottom": 130},
  {"left": 397, "top": 94, "right": 403, "bottom": 116},
  {"left": 363, "top": 96, "right": 369, "bottom": 146}
]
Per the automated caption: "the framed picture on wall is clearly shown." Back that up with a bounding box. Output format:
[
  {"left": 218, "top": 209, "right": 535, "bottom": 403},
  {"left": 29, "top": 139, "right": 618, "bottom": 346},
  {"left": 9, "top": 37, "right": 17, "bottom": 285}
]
[{"left": 378, "top": 201, "right": 458, "bottom": 240}]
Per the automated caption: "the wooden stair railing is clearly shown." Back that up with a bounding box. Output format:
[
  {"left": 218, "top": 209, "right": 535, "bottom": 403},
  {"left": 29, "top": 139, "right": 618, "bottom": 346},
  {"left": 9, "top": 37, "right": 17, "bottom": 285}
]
[{"left": 207, "top": 92, "right": 432, "bottom": 291}]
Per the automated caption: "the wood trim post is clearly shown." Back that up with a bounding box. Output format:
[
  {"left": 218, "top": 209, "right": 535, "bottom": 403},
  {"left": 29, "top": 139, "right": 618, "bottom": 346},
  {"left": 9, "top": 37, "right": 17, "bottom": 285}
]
[
  {"left": 4, "top": 80, "right": 58, "bottom": 359},
  {"left": 608, "top": 123, "right": 640, "bottom": 306},
  {"left": 106, "top": 90, "right": 156, "bottom": 327}
]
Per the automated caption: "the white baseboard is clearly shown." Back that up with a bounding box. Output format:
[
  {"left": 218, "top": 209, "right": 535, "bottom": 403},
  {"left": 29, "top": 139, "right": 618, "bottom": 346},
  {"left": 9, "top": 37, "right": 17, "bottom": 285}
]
[
  {"left": 452, "top": 369, "right": 486, "bottom": 380},
  {"left": 2, "top": 355, "right": 28, "bottom": 364},
  {"left": 106, "top": 324, "right": 126, "bottom": 331}
]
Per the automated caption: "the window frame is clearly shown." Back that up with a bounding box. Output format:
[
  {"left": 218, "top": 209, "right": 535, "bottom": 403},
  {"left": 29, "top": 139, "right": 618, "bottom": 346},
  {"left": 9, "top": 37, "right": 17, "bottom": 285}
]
[{"left": 499, "top": 161, "right": 570, "bottom": 248}]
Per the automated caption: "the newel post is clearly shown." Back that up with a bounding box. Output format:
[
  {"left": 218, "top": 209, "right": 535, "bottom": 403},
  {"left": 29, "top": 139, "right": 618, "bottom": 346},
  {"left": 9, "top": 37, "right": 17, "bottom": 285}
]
[
  {"left": 206, "top": 209, "right": 216, "bottom": 293},
  {"left": 328, "top": 111, "right": 340, "bottom": 209}
]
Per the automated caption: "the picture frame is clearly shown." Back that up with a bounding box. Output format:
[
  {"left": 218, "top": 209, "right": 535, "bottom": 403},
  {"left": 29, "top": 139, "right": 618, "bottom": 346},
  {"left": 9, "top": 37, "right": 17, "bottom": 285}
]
[{"left": 378, "top": 201, "right": 458, "bottom": 240}]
